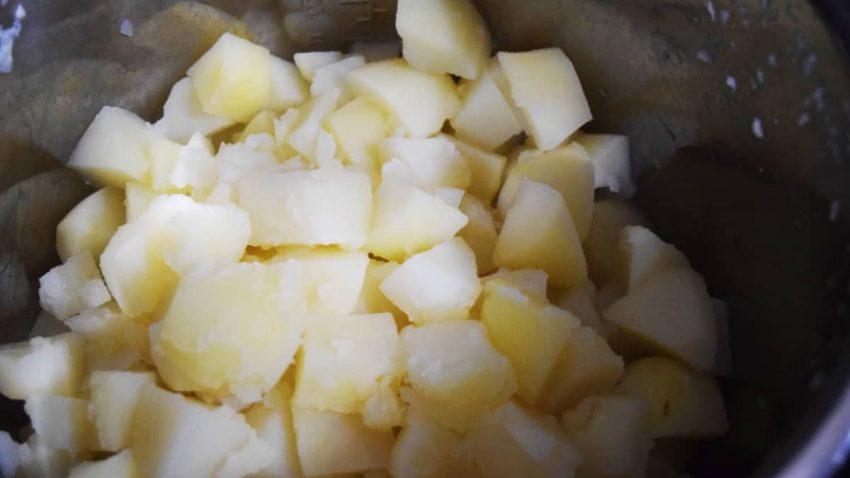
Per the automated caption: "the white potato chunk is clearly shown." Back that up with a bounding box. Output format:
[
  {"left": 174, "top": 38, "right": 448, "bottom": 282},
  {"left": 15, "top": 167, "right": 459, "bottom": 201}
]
[
  {"left": 155, "top": 77, "right": 234, "bottom": 143},
  {"left": 0, "top": 333, "right": 84, "bottom": 400},
  {"left": 584, "top": 199, "right": 647, "bottom": 286},
  {"left": 390, "top": 408, "right": 467, "bottom": 478},
  {"left": 272, "top": 248, "right": 369, "bottom": 315},
  {"left": 265, "top": 55, "right": 310, "bottom": 112},
  {"left": 38, "top": 251, "right": 111, "bottom": 320},
  {"left": 287, "top": 88, "right": 342, "bottom": 161},
  {"left": 56, "top": 187, "right": 125, "bottom": 262},
  {"left": 294, "top": 51, "right": 344, "bottom": 81},
  {"left": 445, "top": 135, "right": 507, "bottom": 204},
  {"left": 123, "top": 182, "right": 158, "bottom": 222},
  {"left": 381, "top": 238, "right": 481, "bottom": 324},
  {"left": 396, "top": 0, "right": 490, "bottom": 79},
  {"left": 311, "top": 55, "right": 366, "bottom": 98},
  {"left": 324, "top": 96, "right": 390, "bottom": 170},
  {"left": 68, "top": 449, "right": 138, "bottom": 478},
  {"left": 574, "top": 132, "right": 635, "bottom": 197},
  {"left": 619, "top": 225, "right": 689, "bottom": 291},
  {"left": 550, "top": 281, "right": 605, "bottom": 332},
  {"left": 88, "top": 371, "right": 156, "bottom": 451},
  {"left": 16, "top": 435, "right": 74, "bottom": 478},
  {"left": 379, "top": 136, "right": 470, "bottom": 191},
  {"left": 65, "top": 303, "right": 149, "bottom": 372},
  {"left": 238, "top": 168, "right": 371, "bottom": 249},
  {"left": 458, "top": 194, "right": 498, "bottom": 275},
  {"left": 243, "top": 386, "right": 302, "bottom": 478},
  {"left": 24, "top": 394, "right": 94, "bottom": 455},
  {"left": 354, "top": 260, "right": 406, "bottom": 327},
  {"left": 450, "top": 68, "right": 524, "bottom": 150},
  {"left": 480, "top": 268, "right": 549, "bottom": 303}
]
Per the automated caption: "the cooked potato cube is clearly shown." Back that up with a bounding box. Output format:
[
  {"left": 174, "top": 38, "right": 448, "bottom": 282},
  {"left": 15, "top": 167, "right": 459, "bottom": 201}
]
[
  {"left": 67, "top": 449, "right": 138, "bottom": 478},
  {"left": 619, "top": 225, "right": 689, "bottom": 291},
  {"left": 362, "top": 376, "right": 406, "bottom": 431},
  {"left": 155, "top": 77, "right": 234, "bottom": 143},
  {"left": 574, "top": 132, "right": 635, "bottom": 197},
  {"left": 354, "top": 259, "right": 406, "bottom": 326},
  {"left": 56, "top": 187, "right": 125, "bottom": 262},
  {"left": 325, "top": 97, "right": 391, "bottom": 169},
  {"left": 243, "top": 385, "right": 302, "bottom": 478},
  {"left": 347, "top": 59, "right": 460, "bottom": 138},
  {"left": 378, "top": 137, "right": 471, "bottom": 191},
  {"left": 294, "top": 51, "right": 344, "bottom": 81},
  {"left": 292, "top": 406, "right": 394, "bottom": 477},
  {"left": 88, "top": 371, "right": 156, "bottom": 451},
  {"left": 265, "top": 55, "right": 310, "bottom": 112},
  {"left": 0, "top": 333, "right": 84, "bottom": 400},
  {"left": 584, "top": 199, "right": 647, "bottom": 286},
  {"left": 24, "top": 394, "right": 95, "bottom": 455},
  {"left": 616, "top": 357, "right": 728, "bottom": 438},
  {"left": 497, "top": 49, "right": 592, "bottom": 151},
  {"left": 445, "top": 135, "right": 507, "bottom": 204},
  {"left": 551, "top": 280, "right": 605, "bottom": 332},
  {"left": 187, "top": 33, "right": 271, "bottom": 122},
  {"left": 605, "top": 268, "right": 717, "bottom": 371},
  {"left": 390, "top": 408, "right": 463, "bottom": 478},
  {"left": 494, "top": 180, "right": 587, "bottom": 288},
  {"left": 287, "top": 88, "right": 342, "bottom": 161},
  {"left": 16, "top": 434, "right": 74, "bottom": 478},
  {"left": 272, "top": 248, "right": 369, "bottom": 315},
  {"left": 123, "top": 182, "right": 158, "bottom": 222},
  {"left": 311, "top": 55, "right": 366, "bottom": 98},
  {"left": 450, "top": 68, "right": 524, "bottom": 151},
  {"left": 458, "top": 194, "right": 498, "bottom": 275},
  {"left": 38, "top": 251, "right": 111, "bottom": 320},
  {"left": 381, "top": 238, "right": 481, "bottom": 324},
  {"left": 65, "top": 303, "right": 149, "bottom": 372}
]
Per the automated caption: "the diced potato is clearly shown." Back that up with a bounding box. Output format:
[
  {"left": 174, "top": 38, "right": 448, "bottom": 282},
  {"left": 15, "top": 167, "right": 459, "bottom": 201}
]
[
  {"left": 123, "top": 182, "right": 158, "bottom": 222},
  {"left": 494, "top": 180, "right": 587, "bottom": 288},
  {"left": 67, "top": 106, "right": 157, "bottom": 188},
  {"left": 24, "top": 394, "right": 95, "bottom": 455},
  {"left": 362, "top": 375, "right": 406, "bottom": 431},
  {"left": 480, "top": 268, "right": 549, "bottom": 303},
  {"left": 238, "top": 168, "right": 372, "bottom": 249},
  {"left": 584, "top": 199, "right": 647, "bottom": 286},
  {"left": 153, "top": 261, "right": 306, "bottom": 404},
  {"left": 396, "top": 0, "right": 490, "bottom": 79},
  {"left": 433, "top": 187, "right": 465, "bottom": 208},
  {"left": 353, "top": 259, "right": 406, "bottom": 327},
  {"left": 458, "top": 195, "right": 498, "bottom": 275},
  {"left": 216, "top": 142, "right": 290, "bottom": 186},
  {"left": 294, "top": 51, "right": 344, "bottom": 81},
  {"left": 619, "top": 225, "right": 688, "bottom": 291},
  {"left": 155, "top": 77, "right": 234, "bottom": 143},
  {"left": 234, "top": 111, "right": 277, "bottom": 144},
  {"left": 537, "top": 326, "right": 624, "bottom": 414},
  {"left": 604, "top": 268, "right": 717, "bottom": 371},
  {"left": 149, "top": 139, "right": 188, "bottom": 194},
  {"left": 65, "top": 303, "right": 150, "bottom": 372},
  {"left": 88, "top": 371, "right": 156, "bottom": 451},
  {"left": 56, "top": 187, "right": 125, "bottom": 262},
  {"left": 272, "top": 248, "right": 369, "bottom": 315},
  {"left": 400, "top": 320, "right": 517, "bottom": 431},
  {"left": 378, "top": 137, "right": 471, "bottom": 191},
  {"left": 287, "top": 88, "right": 342, "bottom": 161},
  {"left": 481, "top": 280, "right": 580, "bottom": 405},
  {"left": 550, "top": 281, "right": 605, "bottom": 332},
  {"left": 574, "top": 132, "right": 635, "bottom": 197},
  {"left": 292, "top": 406, "right": 394, "bottom": 477},
  {"left": 38, "top": 251, "right": 111, "bottom": 320},
  {"left": 450, "top": 68, "right": 524, "bottom": 151},
  {"left": 366, "top": 180, "right": 468, "bottom": 262},
  {"left": 187, "top": 33, "right": 272, "bottom": 122},
  {"left": 311, "top": 55, "right": 366, "bottom": 98},
  {"left": 616, "top": 357, "right": 729, "bottom": 438},
  {"left": 265, "top": 55, "right": 310, "bottom": 112},
  {"left": 131, "top": 384, "right": 263, "bottom": 478},
  {"left": 468, "top": 401, "right": 582, "bottom": 478},
  {"left": 347, "top": 59, "right": 460, "bottom": 138},
  {"left": 243, "top": 385, "right": 302, "bottom": 478},
  {"left": 217, "top": 433, "right": 277, "bottom": 478},
  {"left": 68, "top": 449, "right": 139, "bottom": 478},
  {"left": 325, "top": 97, "right": 390, "bottom": 169},
  {"left": 497, "top": 49, "right": 592, "bottom": 151},
  {"left": 497, "top": 142, "right": 594, "bottom": 239},
  {"left": 293, "top": 313, "right": 401, "bottom": 414},
  {"left": 16, "top": 435, "right": 74, "bottom": 478},
  {"left": 0, "top": 333, "right": 84, "bottom": 400},
  {"left": 562, "top": 394, "right": 653, "bottom": 478},
  {"left": 381, "top": 238, "right": 481, "bottom": 324},
  {"left": 390, "top": 408, "right": 463, "bottom": 478},
  {"left": 445, "top": 135, "right": 507, "bottom": 204},
  {"left": 167, "top": 133, "right": 218, "bottom": 193}
]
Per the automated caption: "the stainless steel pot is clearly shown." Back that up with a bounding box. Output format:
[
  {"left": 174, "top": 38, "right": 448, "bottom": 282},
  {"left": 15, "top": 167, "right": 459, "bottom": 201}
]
[{"left": 1, "top": 1, "right": 849, "bottom": 476}]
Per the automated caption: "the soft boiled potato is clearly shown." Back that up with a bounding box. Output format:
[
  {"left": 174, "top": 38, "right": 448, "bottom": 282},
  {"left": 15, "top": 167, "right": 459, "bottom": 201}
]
[
  {"left": 605, "top": 267, "right": 717, "bottom": 371},
  {"left": 458, "top": 194, "right": 498, "bottom": 275},
  {"left": 396, "top": 0, "right": 490, "bottom": 79},
  {"left": 88, "top": 371, "right": 156, "bottom": 452},
  {"left": 616, "top": 356, "right": 728, "bottom": 438},
  {"left": 493, "top": 179, "right": 587, "bottom": 288},
  {"left": 497, "top": 48, "right": 592, "bottom": 151},
  {"left": 310, "top": 55, "right": 366, "bottom": 98},
  {"left": 67, "top": 449, "right": 139, "bottom": 478},
  {"left": 24, "top": 394, "right": 95, "bottom": 455},
  {"left": 65, "top": 302, "right": 150, "bottom": 372},
  {"left": 56, "top": 187, "right": 125, "bottom": 263},
  {"left": 0, "top": 333, "right": 84, "bottom": 400},
  {"left": 380, "top": 238, "right": 481, "bottom": 324},
  {"left": 445, "top": 135, "right": 508, "bottom": 205},
  {"left": 38, "top": 251, "right": 111, "bottom": 320},
  {"left": 354, "top": 259, "right": 406, "bottom": 326},
  {"left": 346, "top": 59, "right": 460, "bottom": 138},
  {"left": 265, "top": 55, "right": 310, "bottom": 112},
  {"left": 378, "top": 136, "right": 471, "bottom": 191},
  {"left": 187, "top": 33, "right": 271, "bottom": 122},
  {"left": 324, "top": 96, "right": 391, "bottom": 169},
  {"left": 450, "top": 67, "right": 525, "bottom": 151},
  {"left": 152, "top": 261, "right": 306, "bottom": 404},
  {"left": 238, "top": 168, "right": 372, "bottom": 249},
  {"left": 618, "top": 225, "right": 689, "bottom": 291},
  {"left": 390, "top": 407, "right": 468, "bottom": 478},
  {"left": 293, "top": 51, "right": 344, "bottom": 81},
  {"left": 574, "top": 132, "right": 635, "bottom": 197},
  {"left": 551, "top": 280, "right": 606, "bottom": 333},
  {"left": 243, "top": 385, "right": 302, "bottom": 478},
  {"left": 272, "top": 247, "right": 369, "bottom": 315},
  {"left": 155, "top": 77, "right": 234, "bottom": 143}
]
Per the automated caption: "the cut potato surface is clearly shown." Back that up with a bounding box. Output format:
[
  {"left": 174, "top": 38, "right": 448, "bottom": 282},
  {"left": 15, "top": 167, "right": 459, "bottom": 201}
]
[
  {"left": 56, "top": 187, "right": 125, "bottom": 263},
  {"left": 0, "top": 333, "right": 84, "bottom": 400}
]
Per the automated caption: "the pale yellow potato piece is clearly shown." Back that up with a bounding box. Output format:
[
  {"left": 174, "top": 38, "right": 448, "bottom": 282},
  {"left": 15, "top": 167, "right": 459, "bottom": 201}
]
[
  {"left": 481, "top": 280, "right": 581, "bottom": 405},
  {"left": 38, "top": 251, "right": 111, "bottom": 320},
  {"left": 265, "top": 55, "right": 310, "bottom": 112},
  {"left": 272, "top": 247, "right": 369, "bottom": 315},
  {"left": 362, "top": 375, "right": 406, "bottom": 431},
  {"left": 562, "top": 394, "right": 653, "bottom": 478},
  {"left": 480, "top": 268, "right": 549, "bottom": 303},
  {"left": 444, "top": 135, "right": 507, "bottom": 204},
  {"left": 243, "top": 385, "right": 303, "bottom": 478},
  {"left": 365, "top": 180, "right": 468, "bottom": 262},
  {"left": 493, "top": 180, "right": 587, "bottom": 288},
  {"left": 618, "top": 225, "right": 689, "bottom": 291},
  {"left": 458, "top": 194, "right": 498, "bottom": 275},
  {"left": 286, "top": 88, "right": 342, "bottom": 162},
  {"left": 616, "top": 356, "right": 728, "bottom": 438},
  {"left": 378, "top": 136, "right": 471, "bottom": 191},
  {"left": 294, "top": 51, "right": 343, "bottom": 81},
  {"left": 68, "top": 449, "right": 139, "bottom": 478},
  {"left": 380, "top": 238, "right": 481, "bottom": 324},
  {"left": 497, "top": 49, "right": 592, "bottom": 151},
  {"left": 65, "top": 302, "right": 150, "bottom": 372},
  {"left": 346, "top": 59, "right": 460, "bottom": 138},
  {"left": 311, "top": 55, "right": 366, "bottom": 99},
  {"left": 353, "top": 259, "right": 406, "bottom": 327},
  {"left": 187, "top": 33, "right": 271, "bottom": 122},
  {"left": 584, "top": 199, "right": 648, "bottom": 286},
  {"left": 324, "top": 96, "right": 390, "bottom": 168},
  {"left": 396, "top": 0, "right": 490, "bottom": 79},
  {"left": 390, "top": 408, "right": 464, "bottom": 478},
  {"left": 450, "top": 69, "right": 524, "bottom": 151},
  {"left": 155, "top": 77, "right": 234, "bottom": 143},
  {"left": 497, "top": 142, "right": 594, "bottom": 240},
  {"left": 88, "top": 371, "right": 156, "bottom": 451},
  {"left": 56, "top": 187, "right": 125, "bottom": 262},
  {"left": 293, "top": 313, "right": 401, "bottom": 414},
  {"left": 123, "top": 182, "right": 158, "bottom": 223},
  {"left": 605, "top": 267, "right": 717, "bottom": 371},
  {"left": 0, "top": 333, "right": 84, "bottom": 400},
  {"left": 15, "top": 434, "right": 74, "bottom": 478},
  {"left": 24, "top": 394, "right": 94, "bottom": 455},
  {"left": 292, "top": 406, "right": 394, "bottom": 477},
  {"left": 574, "top": 132, "right": 635, "bottom": 197},
  {"left": 550, "top": 280, "right": 605, "bottom": 332}
]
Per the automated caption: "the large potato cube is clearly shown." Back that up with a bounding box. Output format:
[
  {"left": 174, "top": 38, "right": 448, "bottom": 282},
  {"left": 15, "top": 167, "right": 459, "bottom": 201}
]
[
  {"left": 293, "top": 313, "right": 401, "bottom": 414},
  {"left": 347, "top": 59, "right": 460, "bottom": 138},
  {"left": 272, "top": 248, "right": 369, "bottom": 315},
  {"left": 38, "top": 251, "right": 110, "bottom": 320},
  {"left": 497, "top": 49, "right": 592, "bottom": 151},
  {"left": 400, "top": 320, "right": 517, "bottom": 431},
  {"left": 238, "top": 168, "right": 372, "bottom": 249},
  {"left": 243, "top": 385, "right": 302, "bottom": 478},
  {"left": 390, "top": 408, "right": 465, "bottom": 478},
  {"left": 88, "top": 371, "right": 156, "bottom": 451},
  {"left": 155, "top": 77, "right": 234, "bottom": 143},
  {"left": 458, "top": 194, "right": 498, "bottom": 275},
  {"left": 574, "top": 132, "right": 635, "bottom": 197},
  {"left": 446, "top": 135, "right": 507, "bottom": 204},
  {"left": 618, "top": 225, "right": 689, "bottom": 291},
  {"left": 187, "top": 33, "right": 271, "bottom": 122},
  {"left": 325, "top": 97, "right": 391, "bottom": 168},
  {"left": 67, "top": 449, "right": 138, "bottom": 478},
  {"left": 493, "top": 180, "right": 587, "bottom": 288},
  {"left": 378, "top": 137, "right": 471, "bottom": 191},
  {"left": 265, "top": 55, "right": 310, "bottom": 112},
  {"left": 24, "top": 394, "right": 95, "bottom": 455},
  {"left": 366, "top": 181, "right": 468, "bottom": 261},
  {"left": 605, "top": 267, "right": 717, "bottom": 371},
  {"left": 0, "top": 333, "right": 84, "bottom": 400},
  {"left": 450, "top": 68, "right": 524, "bottom": 151},
  {"left": 56, "top": 187, "right": 125, "bottom": 262},
  {"left": 381, "top": 238, "right": 481, "bottom": 324},
  {"left": 292, "top": 406, "right": 394, "bottom": 477}
]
